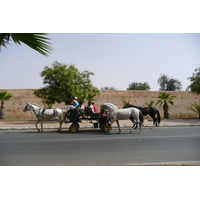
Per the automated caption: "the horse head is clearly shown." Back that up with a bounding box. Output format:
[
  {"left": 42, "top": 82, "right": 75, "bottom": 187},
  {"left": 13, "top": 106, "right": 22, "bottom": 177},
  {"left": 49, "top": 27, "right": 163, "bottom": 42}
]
[
  {"left": 23, "top": 102, "right": 31, "bottom": 112},
  {"left": 123, "top": 103, "right": 130, "bottom": 108},
  {"left": 101, "top": 103, "right": 118, "bottom": 114}
]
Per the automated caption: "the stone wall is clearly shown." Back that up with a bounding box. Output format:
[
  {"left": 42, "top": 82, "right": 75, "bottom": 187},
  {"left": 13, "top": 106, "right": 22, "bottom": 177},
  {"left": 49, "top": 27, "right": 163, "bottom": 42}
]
[{"left": 1, "top": 89, "right": 200, "bottom": 119}]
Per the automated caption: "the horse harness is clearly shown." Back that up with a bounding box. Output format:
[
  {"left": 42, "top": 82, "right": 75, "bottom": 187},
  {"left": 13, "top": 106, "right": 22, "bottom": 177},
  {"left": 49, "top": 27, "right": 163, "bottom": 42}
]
[{"left": 38, "top": 108, "right": 57, "bottom": 118}]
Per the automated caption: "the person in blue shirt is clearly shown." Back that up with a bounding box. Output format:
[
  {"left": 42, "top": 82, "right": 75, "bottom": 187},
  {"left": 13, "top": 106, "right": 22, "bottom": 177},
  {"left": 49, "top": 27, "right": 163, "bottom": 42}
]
[{"left": 67, "top": 96, "right": 79, "bottom": 115}]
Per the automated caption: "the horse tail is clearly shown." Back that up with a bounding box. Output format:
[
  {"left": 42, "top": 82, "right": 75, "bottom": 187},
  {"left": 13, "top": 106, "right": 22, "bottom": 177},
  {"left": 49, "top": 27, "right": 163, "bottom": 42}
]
[
  {"left": 139, "top": 110, "right": 144, "bottom": 125},
  {"left": 156, "top": 110, "right": 161, "bottom": 126}
]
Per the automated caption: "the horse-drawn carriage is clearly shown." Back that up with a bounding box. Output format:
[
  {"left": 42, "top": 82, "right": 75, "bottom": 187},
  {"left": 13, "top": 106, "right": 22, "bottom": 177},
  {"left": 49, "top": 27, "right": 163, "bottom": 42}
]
[
  {"left": 64, "top": 108, "right": 111, "bottom": 133},
  {"left": 23, "top": 102, "right": 159, "bottom": 134},
  {"left": 23, "top": 102, "right": 112, "bottom": 133}
]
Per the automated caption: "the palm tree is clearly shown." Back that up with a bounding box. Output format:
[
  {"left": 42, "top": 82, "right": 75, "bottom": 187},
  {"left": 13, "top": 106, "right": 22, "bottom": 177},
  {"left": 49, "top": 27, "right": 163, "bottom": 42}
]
[
  {"left": 0, "top": 33, "right": 52, "bottom": 56},
  {"left": 0, "top": 91, "right": 13, "bottom": 119},
  {"left": 144, "top": 100, "right": 154, "bottom": 107},
  {"left": 120, "top": 97, "right": 130, "bottom": 106},
  {"left": 156, "top": 92, "right": 176, "bottom": 118},
  {"left": 186, "top": 101, "right": 200, "bottom": 119}
]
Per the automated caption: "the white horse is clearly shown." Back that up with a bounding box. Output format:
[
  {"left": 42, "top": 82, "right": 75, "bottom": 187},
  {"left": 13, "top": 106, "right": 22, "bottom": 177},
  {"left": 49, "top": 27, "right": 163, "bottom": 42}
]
[
  {"left": 101, "top": 103, "right": 144, "bottom": 134},
  {"left": 23, "top": 102, "right": 66, "bottom": 133}
]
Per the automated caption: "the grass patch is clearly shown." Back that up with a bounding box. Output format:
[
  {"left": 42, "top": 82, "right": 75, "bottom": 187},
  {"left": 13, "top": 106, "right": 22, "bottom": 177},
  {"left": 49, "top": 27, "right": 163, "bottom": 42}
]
[{"left": 0, "top": 116, "right": 35, "bottom": 121}]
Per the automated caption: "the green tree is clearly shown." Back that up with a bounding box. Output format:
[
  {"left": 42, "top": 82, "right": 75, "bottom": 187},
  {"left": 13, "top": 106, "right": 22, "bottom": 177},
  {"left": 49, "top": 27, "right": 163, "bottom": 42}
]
[
  {"left": 157, "top": 74, "right": 182, "bottom": 91},
  {"left": 101, "top": 86, "right": 117, "bottom": 90},
  {"left": 187, "top": 67, "right": 200, "bottom": 94},
  {"left": 156, "top": 92, "right": 176, "bottom": 118},
  {"left": 127, "top": 82, "right": 150, "bottom": 90},
  {"left": 0, "top": 33, "right": 52, "bottom": 56},
  {"left": 0, "top": 91, "right": 13, "bottom": 119},
  {"left": 34, "top": 61, "right": 100, "bottom": 105}
]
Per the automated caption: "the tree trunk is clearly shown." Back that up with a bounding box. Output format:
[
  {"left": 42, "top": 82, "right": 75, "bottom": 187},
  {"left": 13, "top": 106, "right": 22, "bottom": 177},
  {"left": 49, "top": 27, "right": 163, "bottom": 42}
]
[
  {"left": 163, "top": 101, "right": 169, "bottom": 118},
  {"left": 0, "top": 109, "right": 5, "bottom": 119},
  {"left": 0, "top": 101, "right": 5, "bottom": 120}
]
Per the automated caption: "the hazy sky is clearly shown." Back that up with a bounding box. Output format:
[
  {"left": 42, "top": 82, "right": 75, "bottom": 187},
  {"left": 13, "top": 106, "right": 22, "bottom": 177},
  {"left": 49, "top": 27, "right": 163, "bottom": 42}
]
[
  {"left": 1, "top": 33, "right": 200, "bottom": 91},
  {"left": 1, "top": 1, "right": 199, "bottom": 198}
]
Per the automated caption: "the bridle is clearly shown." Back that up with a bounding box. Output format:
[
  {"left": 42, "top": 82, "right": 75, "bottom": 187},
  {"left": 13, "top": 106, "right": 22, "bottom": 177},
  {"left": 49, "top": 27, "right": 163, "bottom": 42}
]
[{"left": 23, "top": 103, "right": 31, "bottom": 112}]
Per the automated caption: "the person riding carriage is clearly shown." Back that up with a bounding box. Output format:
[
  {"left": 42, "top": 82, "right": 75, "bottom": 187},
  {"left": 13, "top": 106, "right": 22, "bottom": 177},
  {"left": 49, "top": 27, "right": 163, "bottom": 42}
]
[{"left": 66, "top": 96, "right": 79, "bottom": 116}]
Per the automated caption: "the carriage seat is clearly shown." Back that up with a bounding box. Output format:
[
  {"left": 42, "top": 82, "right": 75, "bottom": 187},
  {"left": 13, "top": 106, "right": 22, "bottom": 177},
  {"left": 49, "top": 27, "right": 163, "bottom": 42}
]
[{"left": 84, "top": 107, "right": 100, "bottom": 118}]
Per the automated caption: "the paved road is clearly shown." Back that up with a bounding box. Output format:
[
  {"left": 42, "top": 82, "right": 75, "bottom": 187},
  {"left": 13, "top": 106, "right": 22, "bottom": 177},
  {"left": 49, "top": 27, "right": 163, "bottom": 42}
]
[{"left": 0, "top": 127, "right": 200, "bottom": 166}]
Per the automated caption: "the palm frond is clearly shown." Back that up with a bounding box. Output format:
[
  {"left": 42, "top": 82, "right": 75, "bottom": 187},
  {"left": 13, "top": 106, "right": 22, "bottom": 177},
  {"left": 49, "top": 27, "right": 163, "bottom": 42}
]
[
  {"left": 0, "top": 33, "right": 52, "bottom": 56},
  {"left": 0, "top": 33, "right": 11, "bottom": 48},
  {"left": 168, "top": 100, "right": 174, "bottom": 105},
  {"left": 187, "top": 106, "right": 198, "bottom": 114},
  {"left": 120, "top": 97, "right": 129, "bottom": 106},
  {"left": 156, "top": 99, "right": 163, "bottom": 106},
  {"left": 0, "top": 91, "right": 12, "bottom": 101},
  {"left": 186, "top": 102, "right": 200, "bottom": 116}
]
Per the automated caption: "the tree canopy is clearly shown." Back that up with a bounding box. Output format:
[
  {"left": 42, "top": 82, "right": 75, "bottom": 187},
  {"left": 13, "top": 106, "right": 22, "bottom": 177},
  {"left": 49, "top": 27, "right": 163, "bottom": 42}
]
[
  {"left": 34, "top": 61, "right": 99, "bottom": 105},
  {"left": 157, "top": 74, "right": 182, "bottom": 91},
  {"left": 101, "top": 86, "right": 117, "bottom": 90},
  {"left": 127, "top": 82, "right": 150, "bottom": 90},
  {"left": 156, "top": 92, "right": 176, "bottom": 118},
  {"left": 0, "top": 91, "right": 13, "bottom": 119},
  {"left": 187, "top": 67, "right": 200, "bottom": 94},
  {"left": 0, "top": 33, "right": 52, "bottom": 56}
]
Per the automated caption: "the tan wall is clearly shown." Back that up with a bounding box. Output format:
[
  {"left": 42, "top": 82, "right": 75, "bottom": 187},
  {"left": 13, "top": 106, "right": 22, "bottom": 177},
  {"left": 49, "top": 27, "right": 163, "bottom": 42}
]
[{"left": 1, "top": 89, "right": 200, "bottom": 119}]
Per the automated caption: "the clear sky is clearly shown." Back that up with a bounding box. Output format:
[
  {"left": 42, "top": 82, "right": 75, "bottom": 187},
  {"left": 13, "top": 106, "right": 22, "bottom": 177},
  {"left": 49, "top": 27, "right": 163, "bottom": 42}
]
[{"left": 1, "top": 33, "right": 200, "bottom": 91}]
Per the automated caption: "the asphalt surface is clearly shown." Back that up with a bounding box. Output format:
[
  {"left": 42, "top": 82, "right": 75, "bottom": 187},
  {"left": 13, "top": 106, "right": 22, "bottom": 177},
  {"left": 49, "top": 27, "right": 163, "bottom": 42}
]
[
  {"left": 0, "top": 126, "right": 200, "bottom": 166},
  {"left": 1, "top": 118, "right": 200, "bottom": 166}
]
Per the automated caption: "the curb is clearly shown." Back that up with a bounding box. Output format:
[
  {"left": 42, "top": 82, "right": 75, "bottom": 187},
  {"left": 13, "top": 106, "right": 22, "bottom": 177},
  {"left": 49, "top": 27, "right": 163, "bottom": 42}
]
[
  {"left": 129, "top": 161, "right": 200, "bottom": 166},
  {"left": 1, "top": 124, "right": 200, "bottom": 130}
]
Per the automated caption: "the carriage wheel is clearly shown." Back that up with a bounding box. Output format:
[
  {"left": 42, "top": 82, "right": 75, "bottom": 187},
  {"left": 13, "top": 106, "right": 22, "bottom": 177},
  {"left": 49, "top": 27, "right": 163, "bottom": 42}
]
[
  {"left": 69, "top": 124, "right": 79, "bottom": 133},
  {"left": 100, "top": 122, "right": 112, "bottom": 132}
]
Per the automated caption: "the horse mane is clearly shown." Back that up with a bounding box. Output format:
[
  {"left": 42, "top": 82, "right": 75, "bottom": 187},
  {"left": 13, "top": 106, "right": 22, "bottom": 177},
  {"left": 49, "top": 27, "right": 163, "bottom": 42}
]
[
  {"left": 29, "top": 102, "right": 42, "bottom": 108},
  {"left": 103, "top": 103, "right": 119, "bottom": 109},
  {"left": 127, "top": 103, "right": 142, "bottom": 109}
]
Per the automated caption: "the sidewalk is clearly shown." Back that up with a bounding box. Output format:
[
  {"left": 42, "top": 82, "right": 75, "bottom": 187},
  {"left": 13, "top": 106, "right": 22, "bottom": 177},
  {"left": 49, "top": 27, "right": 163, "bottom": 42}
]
[{"left": 0, "top": 118, "right": 200, "bottom": 130}]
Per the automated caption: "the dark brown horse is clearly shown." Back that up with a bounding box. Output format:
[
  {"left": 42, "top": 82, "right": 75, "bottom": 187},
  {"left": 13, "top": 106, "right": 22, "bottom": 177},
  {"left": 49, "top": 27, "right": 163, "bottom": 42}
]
[{"left": 123, "top": 103, "right": 161, "bottom": 128}]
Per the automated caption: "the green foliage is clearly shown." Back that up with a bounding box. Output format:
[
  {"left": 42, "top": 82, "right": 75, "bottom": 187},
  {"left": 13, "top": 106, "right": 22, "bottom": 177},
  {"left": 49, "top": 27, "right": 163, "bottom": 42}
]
[
  {"left": 144, "top": 101, "right": 154, "bottom": 107},
  {"left": 101, "top": 86, "right": 117, "bottom": 90},
  {"left": 0, "top": 91, "right": 12, "bottom": 102},
  {"left": 127, "top": 82, "right": 150, "bottom": 90},
  {"left": 34, "top": 61, "right": 100, "bottom": 105},
  {"left": 156, "top": 92, "right": 176, "bottom": 106},
  {"left": 42, "top": 102, "right": 53, "bottom": 108},
  {"left": 120, "top": 97, "right": 130, "bottom": 106},
  {"left": 187, "top": 67, "right": 200, "bottom": 94},
  {"left": 0, "top": 33, "right": 52, "bottom": 56},
  {"left": 186, "top": 101, "right": 200, "bottom": 118},
  {"left": 156, "top": 92, "right": 176, "bottom": 118},
  {"left": 157, "top": 74, "right": 182, "bottom": 91},
  {"left": 0, "top": 91, "right": 13, "bottom": 120},
  {"left": 86, "top": 94, "right": 97, "bottom": 101}
]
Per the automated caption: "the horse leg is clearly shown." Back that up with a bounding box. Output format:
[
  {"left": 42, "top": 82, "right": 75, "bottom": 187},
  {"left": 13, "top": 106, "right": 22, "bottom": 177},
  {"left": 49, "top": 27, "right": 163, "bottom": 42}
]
[
  {"left": 138, "top": 122, "right": 142, "bottom": 134},
  {"left": 116, "top": 120, "right": 121, "bottom": 134},
  {"left": 40, "top": 119, "right": 43, "bottom": 132},
  {"left": 129, "top": 118, "right": 136, "bottom": 133},
  {"left": 150, "top": 114, "right": 156, "bottom": 129},
  {"left": 108, "top": 118, "right": 118, "bottom": 134},
  {"left": 56, "top": 118, "right": 63, "bottom": 133},
  {"left": 35, "top": 118, "right": 41, "bottom": 133},
  {"left": 58, "top": 122, "right": 63, "bottom": 133},
  {"left": 138, "top": 115, "right": 144, "bottom": 134},
  {"left": 131, "top": 119, "right": 142, "bottom": 134}
]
